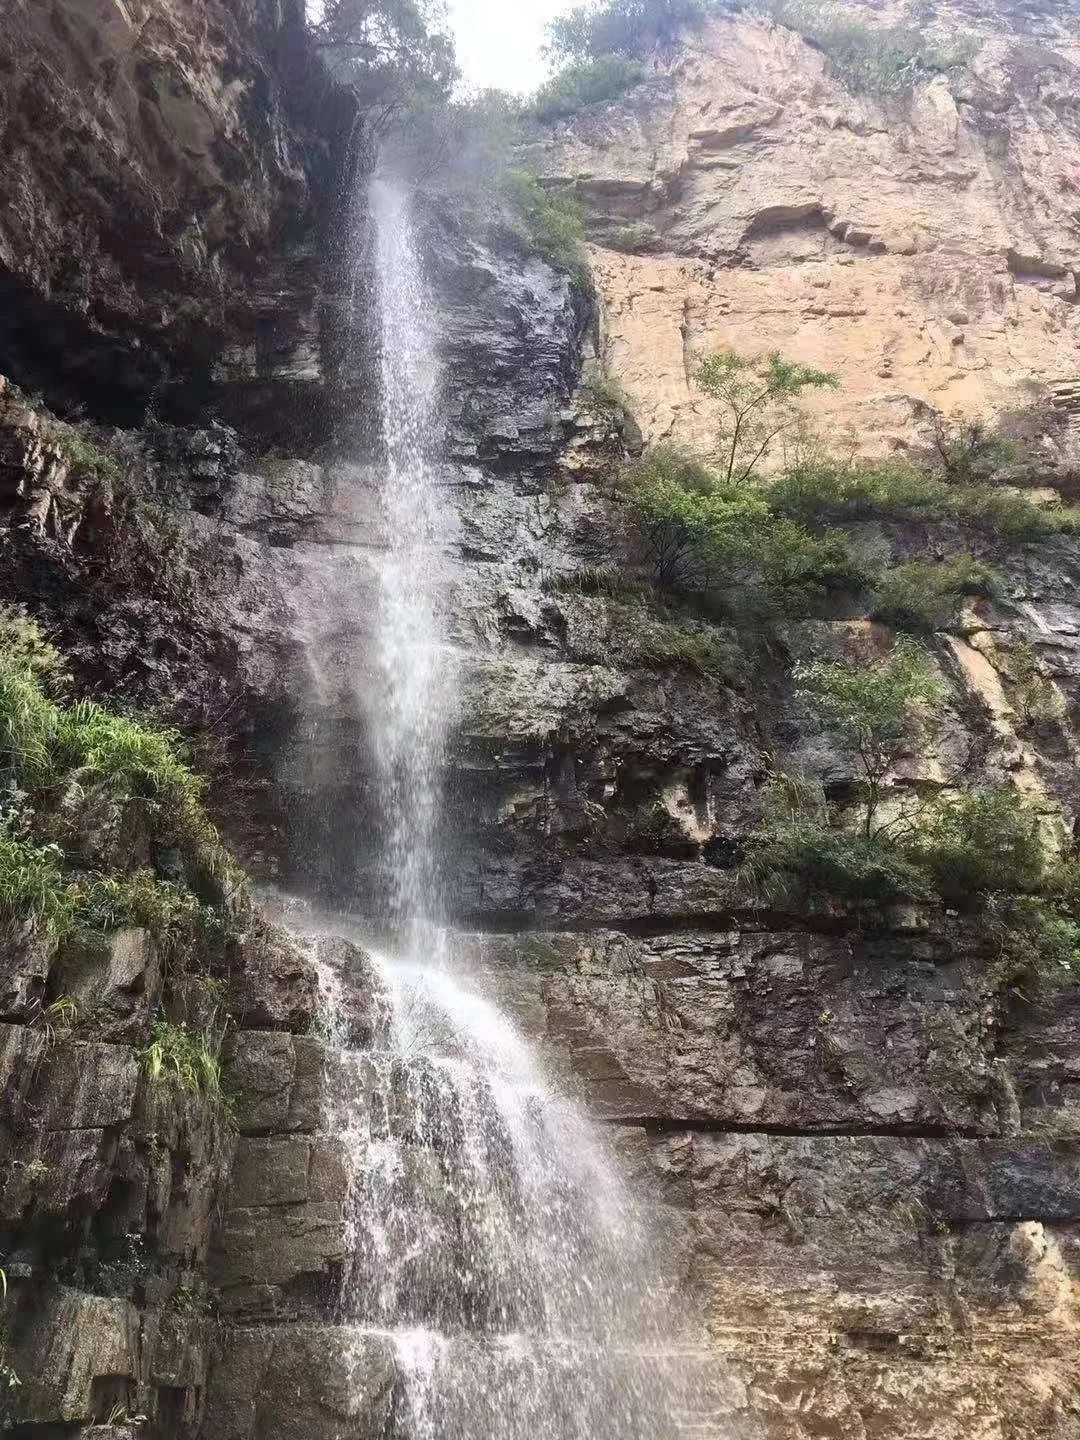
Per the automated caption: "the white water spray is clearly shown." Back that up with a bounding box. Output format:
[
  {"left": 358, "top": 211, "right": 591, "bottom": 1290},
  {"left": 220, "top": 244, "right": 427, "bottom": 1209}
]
[{"left": 368, "top": 175, "right": 448, "bottom": 932}]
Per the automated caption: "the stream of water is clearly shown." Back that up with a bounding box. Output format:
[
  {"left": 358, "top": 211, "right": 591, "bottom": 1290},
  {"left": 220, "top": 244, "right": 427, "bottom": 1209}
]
[{"left": 322, "top": 158, "right": 699, "bottom": 1439}]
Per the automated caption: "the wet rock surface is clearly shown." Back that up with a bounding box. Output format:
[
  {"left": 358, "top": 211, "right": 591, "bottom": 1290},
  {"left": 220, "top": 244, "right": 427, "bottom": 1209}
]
[{"left": 0, "top": 0, "right": 1079, "bottom": 1437}]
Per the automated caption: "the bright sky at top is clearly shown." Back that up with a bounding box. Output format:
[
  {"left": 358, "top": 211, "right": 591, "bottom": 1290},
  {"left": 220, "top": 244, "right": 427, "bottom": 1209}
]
[{"left": 447, "top": 0, "right": 579, "bottom": 94}]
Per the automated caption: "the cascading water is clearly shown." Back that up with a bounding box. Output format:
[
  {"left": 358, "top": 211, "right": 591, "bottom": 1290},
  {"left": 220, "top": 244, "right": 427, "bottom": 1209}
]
[
  {"left": 366, "top": 174, "right": 447, "bottom": 934},
  {"left": 316, "top": 153, "right": 703, "bottom": 1438}
]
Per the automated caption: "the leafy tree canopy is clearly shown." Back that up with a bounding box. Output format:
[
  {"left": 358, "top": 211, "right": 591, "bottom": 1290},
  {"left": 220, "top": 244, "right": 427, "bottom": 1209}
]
[
  {"left": 310, "top": 0, "right": 457, "bottom": 104},
  {"left": 697, "top": 349, "right": 840, "bottom": 486}
]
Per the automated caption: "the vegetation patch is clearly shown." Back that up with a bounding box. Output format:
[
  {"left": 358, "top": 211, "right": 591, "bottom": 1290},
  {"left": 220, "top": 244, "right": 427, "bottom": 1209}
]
[
  {"left": 139, "top": 1019, "right": 229, "bottom": 1112},
  {"left": 0, "top": 607, "right": 242, "bottom": 958},
  {"left": 768, "top": 451, "right": 1080, "bottom": 540},
  {"left": 629, "top": 614, "right": 740, "bottom": 680},
  {"left": 547, "top": 0, "right": 711, "bottom": 62},
  {"left": 531, "top": 54, "right": 646, "bottom": 120},
  {"left": 744, "top": 644, "right": 1080, "bottom": 992},
  {"left": 754, "top": 0, "right": 979, "bottom": 97},
  {"left": 627, "top": 438, "right": 871, "bottom": 618},
  {"left": 501, "top": 170, "right": 587, "bottom": 274},
  {"left": 870, "top": 555, "right": 999, "bottom": 633}
]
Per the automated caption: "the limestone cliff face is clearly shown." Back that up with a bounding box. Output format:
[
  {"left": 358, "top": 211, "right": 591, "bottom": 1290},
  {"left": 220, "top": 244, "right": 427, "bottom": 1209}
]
[{"left": 531, "top": 0, "right": 1080, "bottom": 464}]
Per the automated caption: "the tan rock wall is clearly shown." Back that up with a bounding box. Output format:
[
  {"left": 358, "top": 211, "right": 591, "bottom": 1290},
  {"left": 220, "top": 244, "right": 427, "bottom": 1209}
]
[{"left": 534, "top": 4, "right": 1080, "bottom": 461}]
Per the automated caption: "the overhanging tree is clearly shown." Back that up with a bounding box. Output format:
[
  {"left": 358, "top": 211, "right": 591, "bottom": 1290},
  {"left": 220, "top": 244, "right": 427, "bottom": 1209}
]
[{"left": 309, "top": 0, "right": 456, "bottom": 104}]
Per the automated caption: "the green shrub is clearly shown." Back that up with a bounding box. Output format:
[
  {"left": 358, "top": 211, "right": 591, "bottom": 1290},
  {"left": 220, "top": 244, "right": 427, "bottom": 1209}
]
[
  {"left": 627, "top": 443, "right": 867, "bottom": 613},
  {"left": 982, "top": 894, "right": 1080, "bottom": 996},
  {"left": 795, "top": 637, "right": 944, "bottom": 834},
  {"left": 1004, "top": 640, "right": 1061, "bottom": 728},
  {"left": 139, "top": 1020, "right": 228, "bottom": 1109},
  {"left": 756, "top": 0, "right": 978, "bottom": 97},
  {"left": 870, "top": 555, "right": 998, "bottom": 632},
  {"left": 0, "top": 605, "right": 69, "bottom": 691},
  {"left": 0, "top": 616, "right": 241, "bottom": 947},
  {"left": 77, "top": 871, "right": 220, "bottom": 949},
  {"left": 531, "top": 54, "right": 645, "bottom": 120},
  {"left": 630, "top": 617, "right": 739, "bottom": 679},
  {"left": 502, "top": 170, "right": 586, "bottom": 273},
  {"left": 762, "top": 517, "right": 874, "bottom": 612},
  {"left": 594, "top": 220, "right": 658, "bottom": 253},
  {"left": 543, "top": 566, "right": 648, "bottom": 601},
  {"left": 45, "top": 419, "right": 122, "bottom": 483},
  {"left": 954, "top": 485, "right": 1073, "bottom": 543},
  {"left": 0, "top": 830, "right": 73, "bottom": 936},
  {"left": 932, "top": 416, "right": 1020, "bottom": 486},
  {"left": 548, "top": 0, "right": 709, "bottom": 61},
  {"left": 769, "top": 453, "right": 1075, "bottom": 542},
  {"left": 696, "top": 349, "right": 840, "bottom": 486},
  {"left": 907, "top": 789, "right": 1047, "bottom": 906},
  {"left": 744, "top": 777, "right": 927, "bottom": 906},
  {"left": 769, "top": 455, "right": 954, "bottom": 523},
  {"left": 578, "top": 371, "right": 632, "bottom": 416}
]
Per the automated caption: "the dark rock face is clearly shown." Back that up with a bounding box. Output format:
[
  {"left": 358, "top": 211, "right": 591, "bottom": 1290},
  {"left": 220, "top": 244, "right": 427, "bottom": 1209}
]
[{"left": 0, "top": 0, "right": 346, "bottom": 427}]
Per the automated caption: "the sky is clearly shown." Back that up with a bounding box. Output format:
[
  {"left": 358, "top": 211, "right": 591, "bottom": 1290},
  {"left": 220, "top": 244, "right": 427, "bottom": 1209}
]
[{"left": 446, "top": 0, "right": 578, "bottom": 94}]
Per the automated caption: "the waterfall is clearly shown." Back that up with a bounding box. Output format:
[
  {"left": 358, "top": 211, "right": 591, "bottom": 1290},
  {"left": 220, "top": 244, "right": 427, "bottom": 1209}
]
[
  {"left": 314, "top": 157, "right": 703, "bottom": 1439},
  {"left": 368, "top": 174, "right": 447, "bottom": 934}
]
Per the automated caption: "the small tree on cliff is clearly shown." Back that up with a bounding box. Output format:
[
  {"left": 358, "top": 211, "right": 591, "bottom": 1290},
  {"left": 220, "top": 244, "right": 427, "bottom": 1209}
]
[
  {"left": 794, "top": 637, "right": 944, "bottom": 837},
  {"left": 697, "top": 349, "right": 840, "bottom": 486}
]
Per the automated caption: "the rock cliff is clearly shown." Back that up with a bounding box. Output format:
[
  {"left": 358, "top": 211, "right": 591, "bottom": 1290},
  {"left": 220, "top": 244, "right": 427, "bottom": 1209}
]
[{"left": 0, "top": 1, "right": 1078, "bottom": 1439}]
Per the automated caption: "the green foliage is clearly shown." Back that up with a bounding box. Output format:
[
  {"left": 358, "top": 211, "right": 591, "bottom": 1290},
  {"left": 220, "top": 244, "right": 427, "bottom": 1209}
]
[
  {"left": 768, "top": 455, "right": 955, "bottom": 523},
  {"left": 756, "top": 0, "right": 978, "bottom": 97},
  {"left": 578, "top": 370, "right": 633, "bottom": 416},
  {"left": 1002, "top": 640, "right": 1060, "bottom": 729},
  {"left": 795, "top": 637, "right": 944, "bottom": 833},
  {"left": 767, "top": 452, "right": 1079, "bottom": 542},
  {"left": 749, "top": 669, "right": 1080, "bottom": 993},
  {"left": 630, "top": 616, "right": 739, "bottom": 680},
  {"left": 593, "top": 220, "right": 658, "bottom": 253},
  {"left": 543, "top": 566, "right": 648, "bottom": 601},
  {"left": 744, "top": 775, "right": 928, "bottom": 906},
  {"left": 78, "top": 872, "right": 220, "bottom": 948},
  {"left": 0, "top": 615, "right": 241, "bottom": 951},
  {"left": 309, "top": 0, "right": 456, "bottom": 105},
  {"left": 45, "top": 419, "right": 121, "bottom": 483},
  {"left": 501, "top": 171, "right": 586, "bottom": 273},
  {"left": 531, "top": 53, "right": 645, "bottom": 120},
  {"left": 0, "top": 606, "right": 69, "bottom": 691},
  {"left": 908, "top": 789, "right": 1047, "bottom": 906},
  {"left": 697, "top": 349, "right": 840, "bottom": 486},
  {"left": 0, "top": 830, "right": 73, "bottom": 937},
  {"left": 932, "top": 415, "right": 1021, "bottom": 485},
  {"left": 30, "top": 995, "right": 79, "bottom": 1043},
  {"left": 139, "top": 1020, "right": 228, "bottom": 1110},
  {"left": 956, "top": 485, "right": 1080, "bottom": 543},
  {"left": 627, "top": 442, "right": 869, "bottom": 614},
  {"left": 870, "top": 555, "right": 998, "bottom": 633},
  {"left": 761, "top": 517, "right": 872, "bottom": 609},
  {"left": 548, "top": 0, "right": 710, "bottom": 61}
]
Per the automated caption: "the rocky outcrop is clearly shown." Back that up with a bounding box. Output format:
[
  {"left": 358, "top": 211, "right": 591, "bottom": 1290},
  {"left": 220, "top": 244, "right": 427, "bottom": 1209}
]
[{"left": 0, "top": 0, "right": 347, "bottom": 432}]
